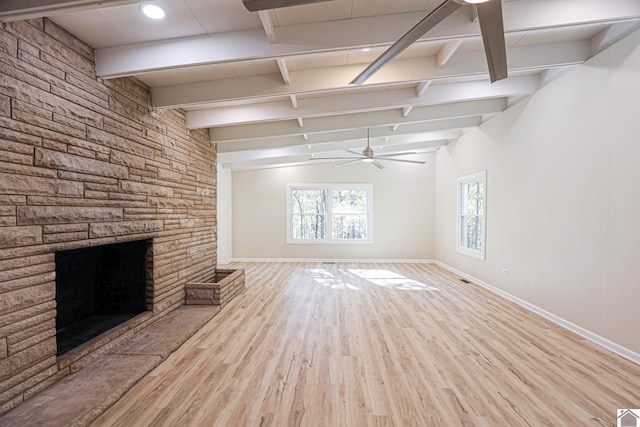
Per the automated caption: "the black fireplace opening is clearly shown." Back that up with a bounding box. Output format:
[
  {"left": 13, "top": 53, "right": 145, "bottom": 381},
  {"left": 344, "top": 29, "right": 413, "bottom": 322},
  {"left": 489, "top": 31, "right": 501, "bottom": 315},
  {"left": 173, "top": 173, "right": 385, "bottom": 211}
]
[{"left": 55, "top": 239, "right": 149, "bottom": 356}]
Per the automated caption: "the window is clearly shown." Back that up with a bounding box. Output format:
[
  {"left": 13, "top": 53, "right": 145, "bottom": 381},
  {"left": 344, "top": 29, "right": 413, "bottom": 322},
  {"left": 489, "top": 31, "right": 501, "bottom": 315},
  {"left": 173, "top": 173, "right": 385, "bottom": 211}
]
[
  {"left": 457, "top": 171, "right": 486, "bottom": 259},
  {"left": 287, "top": 184, "right": 372, "bottom": 244}
]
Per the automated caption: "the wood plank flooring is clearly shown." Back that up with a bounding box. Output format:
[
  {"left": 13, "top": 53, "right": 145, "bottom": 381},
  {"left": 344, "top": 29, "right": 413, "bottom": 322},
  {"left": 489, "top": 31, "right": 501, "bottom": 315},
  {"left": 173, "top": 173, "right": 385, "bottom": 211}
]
[{"left": 91, "top": 262, "right": 640, "bottom": 426}]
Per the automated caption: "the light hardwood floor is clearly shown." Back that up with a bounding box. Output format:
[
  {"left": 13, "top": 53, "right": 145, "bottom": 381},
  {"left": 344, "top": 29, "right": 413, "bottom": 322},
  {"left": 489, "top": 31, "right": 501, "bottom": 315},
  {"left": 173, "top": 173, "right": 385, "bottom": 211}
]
[{"left": 92, "top": 262, "right": 640, "bottom": 426}]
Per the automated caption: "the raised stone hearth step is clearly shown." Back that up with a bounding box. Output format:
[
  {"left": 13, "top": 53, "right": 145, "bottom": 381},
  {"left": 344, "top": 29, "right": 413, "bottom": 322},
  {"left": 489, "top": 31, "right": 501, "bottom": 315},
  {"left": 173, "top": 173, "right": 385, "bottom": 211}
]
[
  {"left": 0, "top": 305, "right": 220, "bottom": 427},
  {"left": 185, "top": 268, "right": 245, "bottom": 307}
]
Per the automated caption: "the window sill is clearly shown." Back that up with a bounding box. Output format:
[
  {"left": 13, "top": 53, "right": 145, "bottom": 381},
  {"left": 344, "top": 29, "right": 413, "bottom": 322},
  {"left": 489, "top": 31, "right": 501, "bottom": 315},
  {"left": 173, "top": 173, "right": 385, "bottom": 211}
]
[{"left": 456, "top": 246, "right": 485, "bottom": 260}]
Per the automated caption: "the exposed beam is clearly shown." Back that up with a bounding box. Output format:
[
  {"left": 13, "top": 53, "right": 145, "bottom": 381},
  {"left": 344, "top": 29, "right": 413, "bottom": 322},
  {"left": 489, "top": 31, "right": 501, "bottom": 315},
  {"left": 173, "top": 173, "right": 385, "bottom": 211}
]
[
  {"left": 216, "top": 118, "right": 477, "bottom": 151},
  {"left": 289, "top": 94, "right": 298, "bottom": 109},
  {"left": 220, "top": 147, "right": 440, "bottom": 171},
  {"left": 402, "top": 106, "right": 413, "bottom": 118},
  {"left": 297, "top": 117, "right": 304, "bottom": 128},
  {"left": 96, "top": 29, "right": 316, "bottom": 78},
  {"left": 590, "top": 21, "right": 640, "bottom": 55},
  {"left": 159, "top": 42, "right": 583, "bottom": 109},
  {"left": 210, "top": 98, "right": 505, "bottom": 142},
  {"left": 437, "top": 40, "right": 464, "bottom": 68},
  {"left": 416, "top": 81, "right": 431, "bottom": 97},
  {"left": 218, "top": 130, "right": 461, "bottom": 160},
  {"left": 258, "top": 10, "right": 276, "bottom": 43},
  {"left": 221, "top": 156, "right": 313, "bottom": 171},
  {"left": 276, "top": 58, "right": 291, "bottom": 84},
  {"left": 186, "top": 76, "right": 538, "bottom": 128}
]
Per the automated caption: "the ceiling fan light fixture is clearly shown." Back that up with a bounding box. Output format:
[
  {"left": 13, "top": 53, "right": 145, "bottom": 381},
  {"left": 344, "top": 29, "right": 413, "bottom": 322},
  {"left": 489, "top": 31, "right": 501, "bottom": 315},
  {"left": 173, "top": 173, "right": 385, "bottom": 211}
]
[
  {"left": 362, "top": 158, "right": 374, "bottom": 163},
  {"left": 140, "top": 3, "right": 165, "bottom": 20},
  {"left": 463, "top": 0, "right": 490, "bottom": 4}
]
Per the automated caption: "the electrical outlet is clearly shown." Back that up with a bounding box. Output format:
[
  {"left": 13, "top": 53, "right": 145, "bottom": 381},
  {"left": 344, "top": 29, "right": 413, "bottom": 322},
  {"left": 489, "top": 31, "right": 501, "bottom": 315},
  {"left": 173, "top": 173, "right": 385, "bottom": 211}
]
[{"left": 502, "top": 268, "right": 509, "bottom": 275}]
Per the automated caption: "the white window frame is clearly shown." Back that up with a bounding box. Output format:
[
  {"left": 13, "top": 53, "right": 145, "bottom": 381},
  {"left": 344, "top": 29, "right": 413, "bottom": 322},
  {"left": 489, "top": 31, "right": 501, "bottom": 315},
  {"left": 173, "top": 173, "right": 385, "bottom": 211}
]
[
  {"left": 456, "top": 170, "right": 487, "bottom": 260},
  {"left": 286, "top": 183, "right": 373, "bottom": 244}
]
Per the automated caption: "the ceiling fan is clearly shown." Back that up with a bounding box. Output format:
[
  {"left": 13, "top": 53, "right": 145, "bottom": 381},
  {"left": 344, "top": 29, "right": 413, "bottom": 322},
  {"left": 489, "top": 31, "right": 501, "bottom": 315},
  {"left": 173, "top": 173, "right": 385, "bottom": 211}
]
[
  {"left": 350, "top": 0, "right": 507, "bottom": 85},
  {"left": 309, "top": 129, "right": 426, "bottom": 169},
  {"left": 242, "top": 0, "right": 332, "bottom": 12}
]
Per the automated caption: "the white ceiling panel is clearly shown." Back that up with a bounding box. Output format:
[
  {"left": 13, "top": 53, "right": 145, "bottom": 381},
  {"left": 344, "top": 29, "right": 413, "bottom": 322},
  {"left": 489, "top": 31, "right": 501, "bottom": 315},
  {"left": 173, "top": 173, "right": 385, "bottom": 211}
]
[
  {"left": 51, "top": 10, "right": 124, "bottom": 49},
  {"left": 287, "top": 51, "right": 349, "bottom": 70},
  {"left": 100, "top": 1, "right": 206, "bottom": 41},
  {"left": 54, "top": 0, "right": 207, "bottom": 48},
  {"left": 185, "top": 0, "right": 262, "bottom": 33},
  {"left": 350, "top": 0, "right": 430, "bottom": 18},
  {"left": 397, "top": 41, "right": 444, "bottom": 59},
  {"left": 272, "top": 0, "right": 354, "bottom": 26}
]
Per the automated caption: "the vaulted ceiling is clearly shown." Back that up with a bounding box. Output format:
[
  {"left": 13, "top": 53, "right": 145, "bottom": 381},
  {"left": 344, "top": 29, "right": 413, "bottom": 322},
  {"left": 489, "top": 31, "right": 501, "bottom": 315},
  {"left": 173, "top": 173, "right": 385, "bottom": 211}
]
[{"left": 3, "top": 0, "right": 640, "bottom": 170}]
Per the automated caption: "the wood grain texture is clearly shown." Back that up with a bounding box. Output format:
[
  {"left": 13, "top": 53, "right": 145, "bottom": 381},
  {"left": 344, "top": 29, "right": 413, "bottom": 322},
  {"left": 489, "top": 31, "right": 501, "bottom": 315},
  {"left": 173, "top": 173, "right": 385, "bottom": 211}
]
[{"left": 92, "top": 262, "right": 640, "bottom": 426}]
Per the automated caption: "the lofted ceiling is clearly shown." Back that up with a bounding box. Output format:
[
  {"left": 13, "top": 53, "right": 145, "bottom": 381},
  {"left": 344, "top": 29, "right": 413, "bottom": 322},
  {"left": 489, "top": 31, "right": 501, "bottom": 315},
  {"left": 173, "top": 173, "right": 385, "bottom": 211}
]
[{"left": 2, "top": 0, "right": 640, "bottom": 170}]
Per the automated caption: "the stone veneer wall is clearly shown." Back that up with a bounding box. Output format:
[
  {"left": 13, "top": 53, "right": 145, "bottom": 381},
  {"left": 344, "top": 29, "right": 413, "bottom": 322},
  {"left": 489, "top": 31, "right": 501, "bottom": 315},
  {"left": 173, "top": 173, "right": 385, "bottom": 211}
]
[{"left": 0, "top": 19, "right": 217, "bottom": 413}]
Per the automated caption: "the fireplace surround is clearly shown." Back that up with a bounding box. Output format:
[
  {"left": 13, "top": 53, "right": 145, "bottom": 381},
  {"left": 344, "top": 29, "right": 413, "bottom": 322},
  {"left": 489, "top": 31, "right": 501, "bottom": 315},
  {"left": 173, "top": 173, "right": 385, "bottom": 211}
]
[{"left": 0, "top": 18, "right": 218, "bottom": 415}]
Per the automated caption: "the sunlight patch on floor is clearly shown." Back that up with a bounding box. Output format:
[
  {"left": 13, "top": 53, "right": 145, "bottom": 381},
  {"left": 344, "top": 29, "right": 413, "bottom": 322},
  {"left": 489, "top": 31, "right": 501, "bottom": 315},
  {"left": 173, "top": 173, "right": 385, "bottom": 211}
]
[
  {"left": 306, "top": 268, "right": 360, "bottom": 290},
  {"left": 345, "top": 269, "right": 439, "bottom": 291}
]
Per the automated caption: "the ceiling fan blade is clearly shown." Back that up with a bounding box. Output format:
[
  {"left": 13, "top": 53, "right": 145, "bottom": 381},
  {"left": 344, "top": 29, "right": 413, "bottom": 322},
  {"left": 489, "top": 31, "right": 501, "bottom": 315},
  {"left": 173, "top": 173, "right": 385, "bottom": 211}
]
[
  {"left": 309, "top": 156, "right": 363, "bottom": 160},
  {"left": 242, "top": 0, "right": 332, "bottom": 12},
  {"left": 380, "top": 158, "right": 426, "bottom": 164},
  {"left": 375, "top": 152, "right": 419, "bottom": 158},
  {"left": 334, "top": 159, "right": 365, "bottom": 168},
  {"left": 345, "top": 149, "right": 363, "bottom": 156},
  {"left": 350, "top": 0, "right": 461, "bottom": 85},
  {"left": 372, "top": 161, "right": 386, "bottom": 170},
  {"left": 476, "top": 0, "right": 508, "bottom": 82}
]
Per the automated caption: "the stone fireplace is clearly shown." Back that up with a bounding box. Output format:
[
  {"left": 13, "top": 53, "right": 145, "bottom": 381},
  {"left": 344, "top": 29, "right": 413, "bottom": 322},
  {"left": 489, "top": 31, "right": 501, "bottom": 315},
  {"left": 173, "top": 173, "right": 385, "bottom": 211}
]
[
  {"left": 55, "top": 240, "right": 151, "bottom": 356},
  {"left": 0, "top": 19, "right": 218, "bottom": 414}
]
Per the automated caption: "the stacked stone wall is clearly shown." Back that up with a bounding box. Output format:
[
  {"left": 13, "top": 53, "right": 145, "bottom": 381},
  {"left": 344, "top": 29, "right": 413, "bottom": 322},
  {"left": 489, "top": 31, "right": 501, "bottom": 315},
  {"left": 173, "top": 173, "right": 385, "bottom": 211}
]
[{"left": 0, "top": 18, "right": 217, "bottom": 413}]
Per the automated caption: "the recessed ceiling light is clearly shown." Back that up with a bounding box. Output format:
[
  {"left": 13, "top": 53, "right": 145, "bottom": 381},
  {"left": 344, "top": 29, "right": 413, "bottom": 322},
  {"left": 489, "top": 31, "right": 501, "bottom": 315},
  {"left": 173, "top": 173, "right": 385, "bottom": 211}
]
[
  {"left": 361, "top": 48, "right": 371, "bottom": 52},
  {"left": 140, "top": 3, "right": 165, "bottom": 20}
]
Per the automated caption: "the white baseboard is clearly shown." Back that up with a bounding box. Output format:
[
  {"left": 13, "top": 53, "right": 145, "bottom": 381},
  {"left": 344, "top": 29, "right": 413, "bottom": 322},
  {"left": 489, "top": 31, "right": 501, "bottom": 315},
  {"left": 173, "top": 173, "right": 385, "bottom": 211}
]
[
  {"left": 434, "top": 261, "right": 640, "bottom": 366},
  {"left": 226, "top": 257, "right": 435, "bottom": 264}
]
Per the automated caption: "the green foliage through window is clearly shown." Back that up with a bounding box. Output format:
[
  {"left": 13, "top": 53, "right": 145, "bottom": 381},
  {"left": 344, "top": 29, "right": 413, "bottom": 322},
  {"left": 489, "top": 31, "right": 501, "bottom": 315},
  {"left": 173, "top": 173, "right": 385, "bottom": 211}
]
[
  {"left": 291, "top": 189, "right": 327, "bottom": 239},
  {"left": 457, "top": 171, "right": 486, "bottom": 259},
  {"left": 288, "top": 184, "right": 372, "bottom": 243}
]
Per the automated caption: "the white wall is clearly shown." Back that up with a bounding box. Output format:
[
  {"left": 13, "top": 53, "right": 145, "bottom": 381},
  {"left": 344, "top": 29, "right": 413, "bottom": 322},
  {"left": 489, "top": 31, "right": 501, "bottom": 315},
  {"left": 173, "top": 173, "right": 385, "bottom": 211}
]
[
  {"left": 217, "top": 164, "right": 233, "bottom": 264},
  {"left": 231, "top": 153, "right": 435, "bottom": 260},
  {"left": 435, "top": 30, "right": 640, "bottom": 354}
]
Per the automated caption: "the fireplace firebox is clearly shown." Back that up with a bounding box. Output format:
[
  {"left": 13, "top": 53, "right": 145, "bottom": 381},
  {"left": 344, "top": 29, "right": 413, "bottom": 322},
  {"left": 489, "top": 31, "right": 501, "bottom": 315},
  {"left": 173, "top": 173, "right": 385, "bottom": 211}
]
[{"left": 55, "top": 239, "right": 150, "bottom": 356}]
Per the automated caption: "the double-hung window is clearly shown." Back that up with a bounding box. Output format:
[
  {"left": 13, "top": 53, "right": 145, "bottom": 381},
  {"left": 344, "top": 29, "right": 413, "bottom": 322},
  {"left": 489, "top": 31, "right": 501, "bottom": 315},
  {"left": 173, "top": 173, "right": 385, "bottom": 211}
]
[
  {"left": 287, "top": 183, "right": 372, "bottom": 244},
  {"left": 457, "top": 171, "right": 487, "bottom": 260}
]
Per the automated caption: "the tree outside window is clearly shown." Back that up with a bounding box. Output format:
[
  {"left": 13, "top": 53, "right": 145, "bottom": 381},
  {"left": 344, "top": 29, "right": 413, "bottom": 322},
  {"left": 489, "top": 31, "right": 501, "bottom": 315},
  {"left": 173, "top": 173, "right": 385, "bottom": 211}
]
[
  {"left": 287, "top": 184, "right": 372, "bottom": 244},
  {"left": 291, "top": 189, "right": 327, "bottom": 239},
  {"left": 457, "top": 171, "right": 486, "bottom": 259}
]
